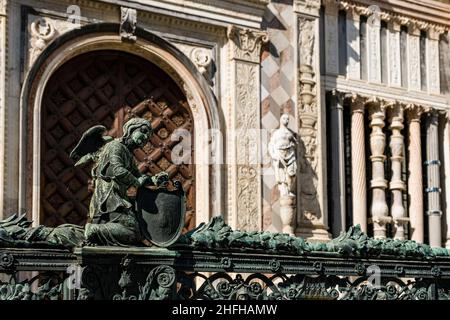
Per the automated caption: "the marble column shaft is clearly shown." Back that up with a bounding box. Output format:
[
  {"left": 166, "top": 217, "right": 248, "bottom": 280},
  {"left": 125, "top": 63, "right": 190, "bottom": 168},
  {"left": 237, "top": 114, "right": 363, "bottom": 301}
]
[
  {"left": 407, "top": 105, "right": 424, "bottom": 243},
  {"left": 425, "top": 110, "right": 442, "bottom": 247},
  {"left": 329, "top": 90, "right": 346, "bottom": 237},
  {"left": 443, "top": 114, "right": 450, "bottom": 248}
]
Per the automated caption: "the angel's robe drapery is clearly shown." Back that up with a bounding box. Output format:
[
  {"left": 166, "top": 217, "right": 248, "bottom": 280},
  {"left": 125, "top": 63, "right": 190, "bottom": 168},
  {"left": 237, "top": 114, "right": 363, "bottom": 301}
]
[{"left": 89, "top": 139, "right": 141, "bottom": 220}]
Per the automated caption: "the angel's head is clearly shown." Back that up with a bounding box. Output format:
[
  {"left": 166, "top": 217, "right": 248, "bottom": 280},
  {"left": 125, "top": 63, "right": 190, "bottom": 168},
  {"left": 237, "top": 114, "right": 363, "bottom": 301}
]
[{"left": 122, "top": 117, "right": 153, "bottom": 149}]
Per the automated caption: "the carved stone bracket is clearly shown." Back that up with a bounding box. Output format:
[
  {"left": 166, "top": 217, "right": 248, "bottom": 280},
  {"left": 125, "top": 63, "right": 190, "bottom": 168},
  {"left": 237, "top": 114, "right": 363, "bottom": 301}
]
[
  {"left": 120, "top": 7, "right": 137, "bottom": 42},
  {"left": 29, "top": 17, "right": 57, "bottom": 68}
]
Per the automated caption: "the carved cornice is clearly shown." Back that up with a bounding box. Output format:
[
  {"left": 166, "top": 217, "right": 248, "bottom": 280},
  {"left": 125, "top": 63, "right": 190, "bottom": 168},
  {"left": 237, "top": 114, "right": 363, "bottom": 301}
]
[
  {"left": 336, "top": 0, "right": 449, "bottom": 32},
  {"left": 227, "top": 25, "right": 268, "bottom": 63},
  {"left": 335, "top": 90, "right": 443, "bottom": 118}
]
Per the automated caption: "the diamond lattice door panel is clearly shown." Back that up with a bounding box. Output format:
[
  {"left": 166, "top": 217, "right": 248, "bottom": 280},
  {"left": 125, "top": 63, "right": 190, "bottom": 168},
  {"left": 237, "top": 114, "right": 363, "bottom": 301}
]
[{"left": 41, "top": 50, "right": 195, "bottom": 228}]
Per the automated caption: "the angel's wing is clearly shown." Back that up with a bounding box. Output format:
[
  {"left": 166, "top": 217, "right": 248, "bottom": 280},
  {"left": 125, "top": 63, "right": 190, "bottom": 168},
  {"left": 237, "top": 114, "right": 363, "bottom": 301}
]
[{"left": 69, "top": 125, "right": 113, "bottom": 166}]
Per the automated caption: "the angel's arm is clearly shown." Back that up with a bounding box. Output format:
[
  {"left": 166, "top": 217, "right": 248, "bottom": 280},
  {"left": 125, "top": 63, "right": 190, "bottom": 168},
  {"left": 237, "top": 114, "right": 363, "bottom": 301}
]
[{"left": 109, "top": 151, "right": 140, "bottom": 187}]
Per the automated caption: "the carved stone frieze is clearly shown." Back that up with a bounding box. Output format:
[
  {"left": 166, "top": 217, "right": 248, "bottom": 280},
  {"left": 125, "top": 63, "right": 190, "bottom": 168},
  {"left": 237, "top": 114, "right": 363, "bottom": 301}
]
[{"left": 235, "top": 62, "right": 259, "bottom": 231}]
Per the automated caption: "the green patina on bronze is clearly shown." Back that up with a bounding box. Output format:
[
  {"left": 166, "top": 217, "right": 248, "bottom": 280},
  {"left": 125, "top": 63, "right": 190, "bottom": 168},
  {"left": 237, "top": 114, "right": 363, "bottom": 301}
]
[
  {"left": 183, "top": 216, "right": 450, "bottom": 259},
  {"left": 0, "top": 117, "right": 449, "bottom": 259},
  {"left": 70, "top": 117, "right": 159, "bottom": 246}
]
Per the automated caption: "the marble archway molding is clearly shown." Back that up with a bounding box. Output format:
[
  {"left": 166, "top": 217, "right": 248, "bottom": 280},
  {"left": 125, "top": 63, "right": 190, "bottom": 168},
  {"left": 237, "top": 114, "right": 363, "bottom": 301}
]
[{"left": 19, "top": 23, "right": 223, "bottom": 227}]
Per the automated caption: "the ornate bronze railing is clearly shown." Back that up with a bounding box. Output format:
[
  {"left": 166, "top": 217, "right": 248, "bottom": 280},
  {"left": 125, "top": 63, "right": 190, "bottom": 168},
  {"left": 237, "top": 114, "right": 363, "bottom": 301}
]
[{"left": 2, "top": 217, "right": 450, "bottom": 300}]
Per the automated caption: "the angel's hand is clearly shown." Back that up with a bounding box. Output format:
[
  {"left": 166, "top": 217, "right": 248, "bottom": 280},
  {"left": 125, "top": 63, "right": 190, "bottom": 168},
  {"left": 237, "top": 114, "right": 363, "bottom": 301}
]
[
  {"left": 138, "top": 175, "right": 153, "bottom": 187},
  {"left": 151, "top": 172, "right": 169, "bottom": 187}
]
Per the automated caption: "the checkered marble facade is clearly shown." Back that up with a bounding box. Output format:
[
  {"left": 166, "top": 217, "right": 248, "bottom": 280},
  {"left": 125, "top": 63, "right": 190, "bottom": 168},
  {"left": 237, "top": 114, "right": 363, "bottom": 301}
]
[{"left": 261, "top": 1, "right": 296, "bottom": 232}]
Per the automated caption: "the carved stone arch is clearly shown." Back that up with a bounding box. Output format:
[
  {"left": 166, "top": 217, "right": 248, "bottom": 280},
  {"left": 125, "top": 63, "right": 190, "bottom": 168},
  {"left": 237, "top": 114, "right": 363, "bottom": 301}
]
[{"left": 19, "top": 23, "right": 223, "bottom": 228}]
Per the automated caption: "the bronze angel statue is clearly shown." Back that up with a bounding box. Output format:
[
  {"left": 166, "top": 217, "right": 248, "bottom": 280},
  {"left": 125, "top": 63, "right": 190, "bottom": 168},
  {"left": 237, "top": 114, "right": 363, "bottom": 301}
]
[{"left": 70, "top": 117, "right": 168, "bottom": 246}]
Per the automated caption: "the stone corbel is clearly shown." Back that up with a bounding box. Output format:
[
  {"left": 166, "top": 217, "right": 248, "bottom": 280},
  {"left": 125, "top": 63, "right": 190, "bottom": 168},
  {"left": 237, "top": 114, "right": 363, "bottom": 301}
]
[{"left": 120, "top": 7, "right": 137, "bottom": 42}]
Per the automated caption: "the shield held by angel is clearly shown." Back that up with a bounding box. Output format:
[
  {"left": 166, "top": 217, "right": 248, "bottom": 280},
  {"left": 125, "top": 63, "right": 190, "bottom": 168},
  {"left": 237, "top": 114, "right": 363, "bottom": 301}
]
[{"left": 69, "top": 118, "right": 169, "bottom": 246}]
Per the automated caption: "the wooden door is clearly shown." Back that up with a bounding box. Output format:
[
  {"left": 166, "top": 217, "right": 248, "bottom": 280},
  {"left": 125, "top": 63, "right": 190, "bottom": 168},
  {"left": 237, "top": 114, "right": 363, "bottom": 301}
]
[{"left": 41, "top": 50, "right": 195, "bottom": 230}]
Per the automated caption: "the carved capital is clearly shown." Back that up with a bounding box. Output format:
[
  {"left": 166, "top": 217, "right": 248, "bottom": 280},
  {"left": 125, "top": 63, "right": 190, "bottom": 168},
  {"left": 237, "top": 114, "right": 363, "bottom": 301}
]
[
  {"left": 120, "top": 7, "right": 137, "bottom": 42},
  {"left": 294, "top": 0, "right": 321, "bottom": 16},
  {"left": 388, "top": 17, "right": 402, "bottom": 32},
  {"left": 428, "top": 25, "right": 446, "bottom": 41},
  {"left": 406, "top": 20, "right": 422, "bottom": 36},
  {"left": 388, "top": 102, "right": 404, "bottom": 130},
  {"left": 348, "top": 93, "right": 366, "bottom": 114},
  {"left": 329, "top": 90, "right": 344, "bottom": 108},
  {"left": 344, "top": 4, "right": 361, "bottom": 22},
  {"left": 227, "top": 26, "right": 268, "bottom": 63},
  {"left": 405, "top": 104, "right": 424, "bottom": 123},
  {"left": 323, "top": 0, "right": 339, "bottom": 15}
]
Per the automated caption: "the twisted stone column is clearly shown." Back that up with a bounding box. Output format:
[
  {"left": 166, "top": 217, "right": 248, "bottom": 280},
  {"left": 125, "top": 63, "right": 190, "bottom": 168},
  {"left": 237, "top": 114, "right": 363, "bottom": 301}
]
[
  {"left": 425, "top": 110, "right": 442, "bottom": 248},
  {"left": 369, "top": 100, "right": 390, "bottom": 238},
  {"left": 389, "top": 103, "right": 408, "bottom": 240},
  {"left": 406, "top": 104, "right": 424, "bottom": 243},
  {"left": 350, "top": 94, "right": 367, "bottom": 232}
]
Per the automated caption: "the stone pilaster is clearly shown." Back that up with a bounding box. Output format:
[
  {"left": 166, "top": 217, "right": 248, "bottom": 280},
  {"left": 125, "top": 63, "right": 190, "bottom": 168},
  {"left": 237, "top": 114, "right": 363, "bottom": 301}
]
[
  {"left": 426, "top": 26, "right": 444, "bottom": 95},
  {"left": 388, "top": 19, "right": 402, "bottom": 87},
  {"left": 406, "top": 104, "right": 424, "bottom": 243},
  {"left": 350, "top": 94, "right": 367, "bottom": 232},
  {"left": 367, "top": 9, "right": 381, "bottom": 83},
  {"left": 227, "top": 25, "right": 268, "bottom": 231},
  {"left": 0, "top": 0, "right": 6, "bottom": 218},
  {"left": 425, "top": 110, "right": 442, "bottom": 248},
  {"left": 345, "top": 6, "right": 360, "bottom": 80},
  {"left": 295, "top": 1, "right": 330, "bottom": 241},
  {"left": 407, "top": 23, "right": 421, "bottom": 91},
  {"left": 328, "top": 90, "right": 346, "bottom": 237},
  {"left": 388, "top": 102, "right": 408, "bottom": 240},
  {"left": 369, "top": 99, "right": 390, "bottom": 239},
  {"left": 323, "top": 0, "right": 339, "bottom": 75}
]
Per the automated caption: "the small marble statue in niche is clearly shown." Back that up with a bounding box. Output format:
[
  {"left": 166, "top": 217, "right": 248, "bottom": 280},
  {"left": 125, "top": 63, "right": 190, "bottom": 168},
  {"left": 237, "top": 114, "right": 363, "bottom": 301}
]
[
  {"left": 269, "top": 113, "right": 298, "bottom": 197},
  {"left": 268, "top": 113, "right": 299, "bottom": 235}
]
